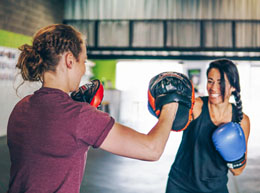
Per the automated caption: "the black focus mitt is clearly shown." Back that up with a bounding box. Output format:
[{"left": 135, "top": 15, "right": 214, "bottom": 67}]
[{"left": 148, "top": 72, "right": 195, "bottom": 131}]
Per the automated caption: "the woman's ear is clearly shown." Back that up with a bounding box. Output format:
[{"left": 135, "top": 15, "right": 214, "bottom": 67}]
[
  {"left": 65, "top": 52, "right": 74, "bottom": 69},
  {"left": 231, "top": 86, "right": 236, "bottom": 93}
]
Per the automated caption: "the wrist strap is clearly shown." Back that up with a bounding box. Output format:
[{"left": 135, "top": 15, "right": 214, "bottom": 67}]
[{"left": 227, "top": 154, "right": 246, "bottom": 169}]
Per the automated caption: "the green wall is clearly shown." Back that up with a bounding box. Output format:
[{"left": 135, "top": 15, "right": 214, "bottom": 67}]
[
  {"left": 0, "top": 30, "right": 32, "bottom": 48},
  {"left": 92, "top": 60, "right": 117, "bottom": 89},
  {"left": 0, "top": 30, "right": 117, "bottom": 88}
]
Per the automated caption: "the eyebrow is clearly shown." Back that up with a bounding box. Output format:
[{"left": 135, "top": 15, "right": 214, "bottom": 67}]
[{"left": 208, "top": 77, "right": 221, "bottom": 81}]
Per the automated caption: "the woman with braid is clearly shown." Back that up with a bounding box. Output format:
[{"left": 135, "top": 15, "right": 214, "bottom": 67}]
[
  {"left": 165, "top": 59, "right": 250, "bottom": 193},
  {"left": 7, "top": 24, "right": 196, "bottom": 193}
]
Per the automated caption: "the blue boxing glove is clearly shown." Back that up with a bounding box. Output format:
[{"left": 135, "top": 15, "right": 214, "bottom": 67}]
[{"left": 212, "top": 122, "right": 246, "bottom": 169}]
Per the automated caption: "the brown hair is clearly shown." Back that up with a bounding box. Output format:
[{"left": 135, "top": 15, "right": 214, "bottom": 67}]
[{"left": 16, "top": 24, "right": 83, "bottom": 83}]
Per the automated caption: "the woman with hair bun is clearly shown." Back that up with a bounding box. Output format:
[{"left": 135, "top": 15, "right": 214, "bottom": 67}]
[
  {"left": 7, "top": 24, "right": 181, "bottom": 193},
  {"left": 165, "top": 59, "right": 250, "bottom": 193}
]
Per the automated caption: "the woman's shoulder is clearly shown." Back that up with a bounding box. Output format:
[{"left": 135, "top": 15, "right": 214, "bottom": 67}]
[
  {"left": 241, "top": 112, "right": 250, "bottom": 129},
  {"left": 242, "top": 112, "right": 250, "bottom": 121},
  {"left": 192, "top": 97, "right": 205, "bottom": 120},
  {"left": 195, "top": 96, "right": 204, "bottom": 105}
]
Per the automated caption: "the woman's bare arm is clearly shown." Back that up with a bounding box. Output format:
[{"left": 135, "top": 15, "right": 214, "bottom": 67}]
[{"left": 100, "top": 103, "right": 178, "bottom": 161}]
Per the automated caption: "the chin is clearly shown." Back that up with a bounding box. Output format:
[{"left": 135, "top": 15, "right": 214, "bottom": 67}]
[
  {"left": 208, "top": 96, "right": 223, "bottom": 104},
  {"left": 70, "top": 85, "right": 78, "bottom": 93}
]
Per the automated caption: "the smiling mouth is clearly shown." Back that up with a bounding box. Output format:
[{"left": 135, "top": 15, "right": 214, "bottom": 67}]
[{"left": 210, "top": 93, "right": 221, "bottom": 98}]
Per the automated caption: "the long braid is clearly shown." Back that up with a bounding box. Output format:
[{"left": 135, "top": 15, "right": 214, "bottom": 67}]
[{"left": 233, "top": 90, "right": 243, "bottom": 123}]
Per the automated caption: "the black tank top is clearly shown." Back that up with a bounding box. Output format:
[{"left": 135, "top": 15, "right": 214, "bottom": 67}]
[{"left": 168, "top": 97, "right": 238, "bottom": 192}]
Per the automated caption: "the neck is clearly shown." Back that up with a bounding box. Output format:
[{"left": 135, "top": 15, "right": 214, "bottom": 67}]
[
  {"left": 208, "top": 101, "right": 229, "bottom": 112},
  {"left": 208, "top": 100, "right": 232, "bottom": 124},
  {"left": 43, "top": 70, "right": 70, "bottom": 93}
]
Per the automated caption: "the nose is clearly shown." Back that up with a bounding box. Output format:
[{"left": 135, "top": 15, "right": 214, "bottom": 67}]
[{"left": 209, "top": 82, "right": 219, "bottom": 93}]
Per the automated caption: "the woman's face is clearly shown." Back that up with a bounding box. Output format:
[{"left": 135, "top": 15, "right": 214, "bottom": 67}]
[
  {"left": 73, "top": 42, "right": 87, "bottom": 88},
  {"left": 77, "top": 42, "right": 87, "bottom": 77},
  {"left": 207, "top": 68, "right": 234, "bottom": 104}
]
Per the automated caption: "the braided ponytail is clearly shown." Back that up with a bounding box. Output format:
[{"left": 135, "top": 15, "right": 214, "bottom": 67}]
[
  {"left": 233, "top": 91, "right": 243, "bottom": 123},
  {"left": 15, "top": 24, "right": 83, "bottom": 92}
]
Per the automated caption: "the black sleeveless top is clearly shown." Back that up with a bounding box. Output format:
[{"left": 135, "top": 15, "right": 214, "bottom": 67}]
[{"left": 168, "top": 97, "right": 238, "bottom": 192}]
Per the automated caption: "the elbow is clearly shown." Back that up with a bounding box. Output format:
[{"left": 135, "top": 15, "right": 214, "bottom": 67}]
[
  {"left": 149, "top": 152, "right": 162, "bottom": 161},
  {"left": 147, "top": 152, "right": 161, "bottom": 161},
  {"left": 146, "top": 144, "right": 163, "bottom": 161},
  {"left": 230, "top": 165, "right": 245, "bottom": 176},
  {"left": 231, "top": 169, "right": 243, "bottom": 176},
  {"left": 232, "top": 171, "right": 242, "bottom": 176},
  {"left": 141, "top": 134, "right": 167, "bottom": 161}
]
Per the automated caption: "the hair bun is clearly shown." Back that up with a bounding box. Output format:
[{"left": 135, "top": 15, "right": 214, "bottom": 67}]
[{"left": 17, "top": 44, "right": 43, "bottom": 81}]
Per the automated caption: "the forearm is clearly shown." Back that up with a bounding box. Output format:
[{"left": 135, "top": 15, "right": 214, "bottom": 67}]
[
  {"left": 229, "top": 162, "right": 246, "bottom": 176},
  {"left": 229, "top": 151, "right": 247, "bottom": 176},
  {"left": 145, "top": 103, "right": 178, "bottom": 159},
  {"left": 100, "top": 103, "right": 178, "bottom": 161}
]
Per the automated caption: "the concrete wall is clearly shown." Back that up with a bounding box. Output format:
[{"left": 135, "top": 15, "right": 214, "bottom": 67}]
[{"left": 0, "top": 0, "right": 64, "bottom": 36}]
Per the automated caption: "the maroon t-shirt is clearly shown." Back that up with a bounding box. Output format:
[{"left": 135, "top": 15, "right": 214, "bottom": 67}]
[{"left": 7, "top": 87, "right": 114, "bottom": 193}]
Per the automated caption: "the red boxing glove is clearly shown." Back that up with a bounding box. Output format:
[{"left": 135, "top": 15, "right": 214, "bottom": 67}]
[{"left": 71, "top": 79, "right": 104, "bottom": 108}]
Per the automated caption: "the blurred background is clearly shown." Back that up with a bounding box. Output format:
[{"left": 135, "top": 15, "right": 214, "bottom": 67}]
[{"left": 0, "top": 0, "right": 260, "bottom": 192}]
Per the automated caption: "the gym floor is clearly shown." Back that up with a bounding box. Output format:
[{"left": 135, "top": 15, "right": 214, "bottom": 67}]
[{"left": 0, "top": 135, "right": 259, "bottom": 193}]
